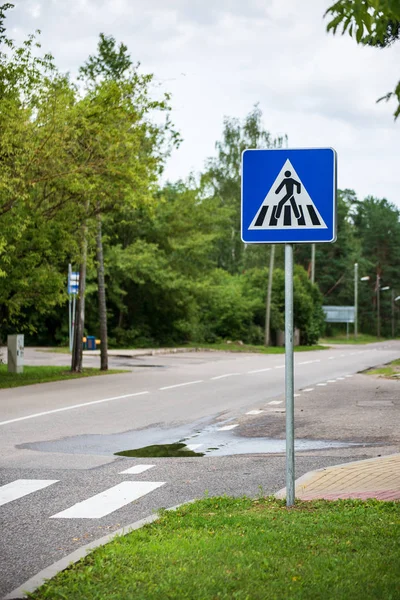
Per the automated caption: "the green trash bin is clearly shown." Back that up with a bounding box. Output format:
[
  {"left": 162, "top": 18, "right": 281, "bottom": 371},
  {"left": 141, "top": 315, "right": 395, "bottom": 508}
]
[{"left": 86, "top": 336, "right": 96, "bottom": 350}]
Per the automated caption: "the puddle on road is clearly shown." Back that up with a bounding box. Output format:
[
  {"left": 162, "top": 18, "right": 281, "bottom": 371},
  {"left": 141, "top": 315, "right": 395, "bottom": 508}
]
[{"left": 20, "top": 419, "right": 361, "bottom": 458}]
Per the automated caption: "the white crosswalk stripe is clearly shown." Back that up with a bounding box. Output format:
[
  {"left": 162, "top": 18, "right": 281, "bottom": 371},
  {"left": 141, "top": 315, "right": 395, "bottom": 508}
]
[
  {"left": 0, "top": 479, "right": 59, "bottom": 507},
  {"left": 119, "top": 465, "right": 155, "bottom": 475},
  {"left": 50, "top": 481, "right": 165, "bottom": 519}
]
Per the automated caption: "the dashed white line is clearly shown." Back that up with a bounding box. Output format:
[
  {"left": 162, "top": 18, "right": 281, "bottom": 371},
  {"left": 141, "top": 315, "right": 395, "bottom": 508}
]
[
  {"left": 0, "top": 391, "right": 150, "bottom": 427},
  {"left": 298, "top": 359, "right": 320, "bottom": 365},
  {"left": 119, "top": 465, "right": 155, "bottom": 475},
  {"left": 345, "top": 375, "right": 353, "bottom": 378},
  {"left": 337, "top": 377, "right": 346, "bottom": 380},
  {"left": 303, "top": 388, "right": 314, "bottom": 392},
  {"left": 217, "top": 424, "right": 239, "bottom": 431},
  {"left": 268, "top": 400, "right": 283, "bottom": 405},
  {"left": 294, "top": 394, "right": 301, "bottom": 397},
  {"left": 247, "top": 368, "right": 271, "bottom": 374},
  {"left": 211, "top": 373, "right": 240, "bottom": 380},
  {"left": 327, "top": 379, "right": 337, "bottom": 383},
  {"left": 159, "top": 380, "right": 203, "bottom": 391},
  {"left": 317, "top": 383, "right": 327, "bottom": 386},
  {"left": 186, "top": 444, "right": 203, "bottom": 450},
  {"left": 274, "top": 365, "right": 285, "bottom": 369},
  {"left": 328, "top": 356, "right": 336, "bottom": 360},
  {"left": 246, "top": 409, "right": 264, "bottom": 415}
]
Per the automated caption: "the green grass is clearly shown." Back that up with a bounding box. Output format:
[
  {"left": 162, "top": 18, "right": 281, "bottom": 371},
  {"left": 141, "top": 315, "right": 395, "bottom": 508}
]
[
  {"left": 0, "top": 365, "right": 127, "bottom": 388},
  {"left": 366, "top": 358, "right": 400, "bottom": 379},
  {"left": 30, "top": 497, "right": 400, "bottom": 600},
  {"left": 320, "top": 334, "right": 384, "bottom": 345},
  {"left": 115, "top": 443, "right": 204, "bottom": 458},
  {"left": 36, "top": 347, "right": 71, "bottom": 354}
]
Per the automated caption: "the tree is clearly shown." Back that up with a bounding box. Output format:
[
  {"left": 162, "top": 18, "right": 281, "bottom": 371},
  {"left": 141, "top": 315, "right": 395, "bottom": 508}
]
[
  {"left": 201, "top": 105, "right": 286, "bottom": 274},
  {"left": 0, "top": 5, "right": 84, "bottom": 337},
  {"left": 325, "top": 0, "right": 400, "bottom": 118},
  {"left": 68, "top": 35, "right": 177, "bottom": 371}
]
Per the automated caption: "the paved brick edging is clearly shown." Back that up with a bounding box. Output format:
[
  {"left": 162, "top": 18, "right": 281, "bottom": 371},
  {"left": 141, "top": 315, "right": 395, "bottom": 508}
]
[{"left": 275, "top": 454, "right": 400, "bottom": 502}]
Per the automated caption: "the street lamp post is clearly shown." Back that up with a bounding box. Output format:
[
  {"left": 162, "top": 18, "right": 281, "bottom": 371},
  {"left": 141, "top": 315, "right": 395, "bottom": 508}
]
[
  {"left": 355, "top": 266, "right": 370, "bottom": 339},
  {"left": 378, "top": 284, "right": 390, "bottom": 339},
  {"left": 354, "top": 263, "right": 358, "bottom": 338},
  {"left": 393, "top": 294, "right": 400, "bottom": 338}
]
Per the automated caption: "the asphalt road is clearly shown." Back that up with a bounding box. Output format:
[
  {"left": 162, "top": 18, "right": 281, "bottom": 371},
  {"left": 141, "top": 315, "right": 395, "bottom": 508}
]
[{"left": 0, "top": 341, "right": 399, "bottom": 597}]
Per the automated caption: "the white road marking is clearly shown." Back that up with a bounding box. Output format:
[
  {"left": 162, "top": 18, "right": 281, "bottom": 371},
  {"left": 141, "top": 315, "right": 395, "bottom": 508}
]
[
  {"left": 327, "top": 379, "right": 337, "bottom": 383},
  {"left": 186, "top": 444, "right": 203, "bottom": 450},
  {"left": 345, "top": 375, "right": 353, "bottom": 378},
  {"left": 268, "top": 400, "right": 283, "bottom": 405},
  {"left": 328, "top": 356, "right": 336, "bottom": 360},
  {"left": 159, "top": 380, "right": 203, "bottom": 391},
  {"left": 0, "top": 479, "right": 59, "bottom": 507},
  {"left": 119, "top": 465, "right": 155, "bottom": 475},
  {"left": 303, "top": 388, "right": 314, "bottom": 392},
  {"left": 246, "top": 410, "right": 264, "bottom": 415},
  {"left": 50, "top": 481, "right": 165, "bottom": 519},
  {"left": 317, "top": 383, "right": 327, "bottom": 386},
  {"left": 217, "top": 424, "right": 239, "bottom": 431},
  {"left": 337, "top": 377, "right": 346, "bottom": 380},
  {"left": 0, "top": 392, "right": 150, "bottom": 428},
  {"left": 274, "top": 365, "right": 285, "bottom": 369},
  {"left": 298, "top": 360, "right": 317, "bottom": 365},
  {"left": 211, "top": 373, "right": 240, "bottom": 380},
  {"left": 341, "top": 354, "right": 346, "bottom": 357},
  {"left": 247, "top": 368, "right": 271, "bottom": 374},
  {"left": 294, "top": 394, "right": 301, "bottom": 397}
]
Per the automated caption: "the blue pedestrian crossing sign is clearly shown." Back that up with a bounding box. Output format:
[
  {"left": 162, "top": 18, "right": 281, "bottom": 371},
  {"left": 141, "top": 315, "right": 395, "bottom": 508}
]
[{"left": 241, "top": 148, "right": 337, "bottom": 244}]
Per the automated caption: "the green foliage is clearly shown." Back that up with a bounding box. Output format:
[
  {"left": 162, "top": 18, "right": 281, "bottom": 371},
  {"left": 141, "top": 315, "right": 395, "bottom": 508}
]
[
  {"left": 325, "top": 0, "right": 400, "bottom": 118},
  {"left": 201, "top": 105, "right": 286, "bottom": 273}
]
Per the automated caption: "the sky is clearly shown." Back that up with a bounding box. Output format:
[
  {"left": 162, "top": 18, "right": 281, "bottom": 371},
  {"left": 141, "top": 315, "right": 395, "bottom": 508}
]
[{"left": 6, "top": 0, "right": 400, "bottom": 206}]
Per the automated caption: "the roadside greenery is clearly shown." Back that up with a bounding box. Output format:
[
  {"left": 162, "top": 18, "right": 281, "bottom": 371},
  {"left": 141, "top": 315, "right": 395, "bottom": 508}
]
[
  {"left": 320, "top": 334, "right": 383, "bottom": 345},
  {"left": 30, "top": 496, "right": 400, "bottom": 600},
  {"left": 366, "top": 358, "right": 400, "bottom": 378},
  {"left": 1, "top": 3, "right": 400, "bottom": 364},
  {"left": 0, "top": 365, "right": 127, "bottom": 388}
]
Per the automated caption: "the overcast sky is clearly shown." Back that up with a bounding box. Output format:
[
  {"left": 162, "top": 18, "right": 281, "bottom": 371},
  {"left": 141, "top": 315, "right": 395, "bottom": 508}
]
[{"left": 6, "top": 0, "right": 400, "bottom": 206}]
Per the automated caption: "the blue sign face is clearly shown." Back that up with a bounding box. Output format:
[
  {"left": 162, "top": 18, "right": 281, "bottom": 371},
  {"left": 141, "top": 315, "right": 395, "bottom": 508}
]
[{"left": 241, "top": 148, "right": 337, "bottom": 244}]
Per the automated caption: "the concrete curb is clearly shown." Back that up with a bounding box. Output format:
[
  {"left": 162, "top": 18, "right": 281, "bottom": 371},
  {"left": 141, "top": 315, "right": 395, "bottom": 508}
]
[
  {"left": 275, "top": 453, "right": 400, "bottom": 500},
  {"left": 3, "top": 502, "right": 193, "bottom": 600}
]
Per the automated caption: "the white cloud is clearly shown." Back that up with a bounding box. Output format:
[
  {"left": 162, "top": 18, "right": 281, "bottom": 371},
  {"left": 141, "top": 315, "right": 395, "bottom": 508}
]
[{"left": 5, "top": 0, "right": 400, "bottom": 205}]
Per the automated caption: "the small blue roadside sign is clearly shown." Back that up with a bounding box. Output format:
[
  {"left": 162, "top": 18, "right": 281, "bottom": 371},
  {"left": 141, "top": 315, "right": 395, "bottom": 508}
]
[
  {"left": 68, "top": 272, "right": 80, "bottom": 295},
  {"left": 241, "top": 148, "right": 337, "bottom": 244}
]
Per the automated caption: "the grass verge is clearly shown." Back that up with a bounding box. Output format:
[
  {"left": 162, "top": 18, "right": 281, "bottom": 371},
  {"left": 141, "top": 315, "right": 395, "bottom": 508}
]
[
  {"left": 0, "top": 365, "right": 127, "bottom": 389},
  {"left": 319, "top": 334, "right": 385, "bottom": 345},
  {"left": 30, "top": 497, "right": 400, "bottom": 600},
  {"left": 366, "top": 358, "right": 400, "bottom": 379}
]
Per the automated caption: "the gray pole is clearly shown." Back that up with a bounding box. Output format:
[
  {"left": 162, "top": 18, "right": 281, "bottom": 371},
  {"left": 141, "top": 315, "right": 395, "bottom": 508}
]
[
  {"left": 377, "top": 274, "right": 381, "bottom": 339},
  {"left": 354, "top": 263, "right": 358, "bottom": 338},
  {"left": 392, "top": 289, "right": 395, "bottom": 338},
  {"left": 285, "top": 244, "right": 295, "bottom": 507},
  {"left": 68, "top": 264, "right": 72, "bottom": 352},
  {"left": 311, "top": 244, "right": 315, "bottom": 284},
  {"left": 265, "top": 245, "right": 275, "bottom": 346}
]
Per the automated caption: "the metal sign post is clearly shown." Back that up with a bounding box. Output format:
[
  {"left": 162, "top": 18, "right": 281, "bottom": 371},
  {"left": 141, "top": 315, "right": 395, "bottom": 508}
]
[
  {"left": 285, "top": 244, "right": 295, "bottom": 505},
  {"left": 241, "top": 147, "right": 337, "bottom": 508}
]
